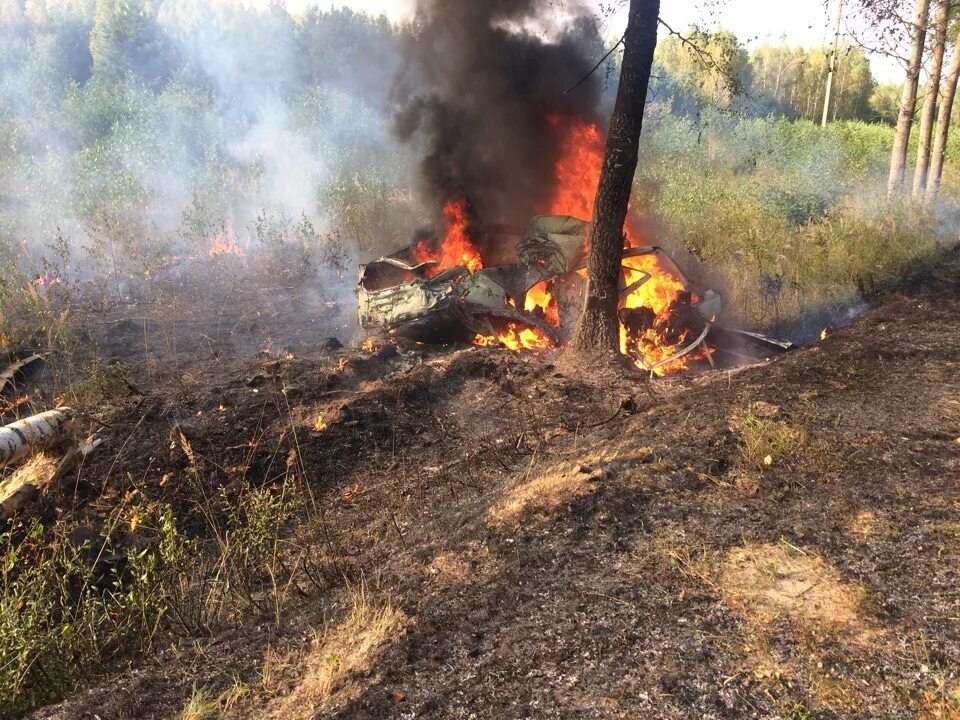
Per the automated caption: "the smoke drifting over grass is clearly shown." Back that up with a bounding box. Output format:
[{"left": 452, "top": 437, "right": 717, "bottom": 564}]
[
  {"left": 0, "top": 0, "right": 951, "bottom": 342},
  {"left": 0, "top": 2, "right": 417, "bottom": 282}
]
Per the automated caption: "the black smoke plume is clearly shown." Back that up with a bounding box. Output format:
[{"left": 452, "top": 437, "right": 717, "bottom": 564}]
[{"left": 392, "top": 0, "right": 606, "bottom": 228}]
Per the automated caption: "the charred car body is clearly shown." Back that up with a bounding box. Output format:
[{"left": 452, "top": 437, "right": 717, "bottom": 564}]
[{"left": 358, "top": 215, "right": 790, "bottom": 373}]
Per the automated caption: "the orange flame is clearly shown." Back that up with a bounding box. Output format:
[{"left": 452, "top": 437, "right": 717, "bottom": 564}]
[
  {"left": 618, "top": 254, "right": 694, "bottom": 375},
  {"left": 0, "top": 394, "right": 30, "bottom": 414},
  {"left": 523, "top": 279, "right": 560, "bottom": 327},
  {"left": 548, "top": 117, "right": 604, "bottom": 220},
  {"left": 313, "top": 415, "right": 327, "bottom": 432},
  {"left": 545, "top": 117, "right": 698, "bottom": 375},
  {"left": 208, "top": 219, "right": 244, "bottom": 258},
  {"left": 474, "top": 323, "right": 551, "bottom": 351},
  {"left": 414, "top": 198, "right": 483, "bottom": 276}
]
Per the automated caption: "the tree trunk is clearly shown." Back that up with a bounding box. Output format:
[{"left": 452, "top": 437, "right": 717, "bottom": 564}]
[
  {"left": 821, "top": 0, "right": 844, "bottom": 127},
  {"left": 926, "top": 29, "right": 960, "bottom": 200},
  {"left": 888, "top": 0, "right": 931, "bottom": 196},
  {"left": 913, "top": 0, "right": 950, "bottom": 197},
  {"left": 570, "top": 0, "right": 660, "bottom": 355}
]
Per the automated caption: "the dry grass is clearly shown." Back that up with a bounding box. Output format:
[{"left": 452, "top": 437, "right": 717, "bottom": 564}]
[
  {"left": 720, "top": 541, "right": 862, "bottom": 628},
  {"left": 180, "top": 685, "right": 221, "bottom": 720},
  {"left": 267, "top": 586, "right": 405, "bottom": 718},
  {"left": 719, "top": 542, "right": 879, "bottom": 714},
  {"left": 486, "top": 457, "right": 606, "bottom": 528},
  {"left": 736, "top": 413, "right": 807, "bottom": 469},
  {"left": 846, "top": 510, "right": 880, "bottom": 541},
  {"left": 921, "top": 685, "right": 960, "bottom": 720}
]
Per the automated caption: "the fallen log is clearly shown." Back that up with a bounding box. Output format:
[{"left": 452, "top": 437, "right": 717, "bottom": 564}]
[
  {"left": 0, "top": 353, "right": 45, "bottom": 396},
  {"left": 0, "top": 435, "right": 100, "bottom": 523},
  {"left": 0, "top": 408, "right": 75, "bottom": 469}
]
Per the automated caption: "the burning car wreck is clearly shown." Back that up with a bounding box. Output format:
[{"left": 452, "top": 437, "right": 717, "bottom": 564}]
[{"left": 359, "top": 211, "right": 792, "bottom": 376}]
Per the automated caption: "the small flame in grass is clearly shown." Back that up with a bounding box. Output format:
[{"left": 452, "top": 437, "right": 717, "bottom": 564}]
[
  {"left": 33, "top": 274, "right": 62, "bottom": 291},
  {"left": 0, "top": 394, "right": 30, "bottom": 414},
  {"left": 208, "top": 219, "right": 244, "bottom": 258},
  {"left": 313, "top": 415, "right": 327, "bottom": 432},
  {"left": 474, "top": 323, "right": 552, "bottom": 351},
  {"left": 361, "top": 337, "right": 378, "bottom": 353},
  {"left": 820, "top": 328, "right": 828, "bottom": 342}
]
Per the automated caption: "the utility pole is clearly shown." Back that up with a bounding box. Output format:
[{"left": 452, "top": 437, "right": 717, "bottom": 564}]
[{"left": 821, "top": 0, "right": 844, "bottom": 126}]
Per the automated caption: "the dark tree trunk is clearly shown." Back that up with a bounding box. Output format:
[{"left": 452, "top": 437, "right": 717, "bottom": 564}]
[
  {"left": 570, "top": 0, "right": 660, "bottom": 355},
  {"left": 887, "top": 0, "right": 930, "bottom": 196},
  {"left": 926, "top": 31, "right": 960, "bottom": 200},
  {"left": 913, "top": 0, "right": 950, "bottom": 198}
]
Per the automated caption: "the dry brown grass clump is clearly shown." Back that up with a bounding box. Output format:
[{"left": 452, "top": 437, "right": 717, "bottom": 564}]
[
  {"left": 846, "top": 510, "right": 880, "bottom": 541},
  {"left": 267, "top": 588, "right": 406, "bottom": 718},
  {"left": 720, "top": 542, "right": 862, "bottom": 628},
  {"left": 180, "top": 685, "right": 221, "bottom": 720},
  {"left": 486, "top": 457, "right": 607, "bottom": 528},
  {"left": 736, "top": 413, "right": 807, "bottom": 469},
  {"left": 920, "top": 686, "right": 960, "bottom": 720}
]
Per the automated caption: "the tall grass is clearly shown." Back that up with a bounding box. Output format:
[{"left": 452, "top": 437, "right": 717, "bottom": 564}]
[{"left": 639, "top": 110, "right": 951, "bottom": 325}]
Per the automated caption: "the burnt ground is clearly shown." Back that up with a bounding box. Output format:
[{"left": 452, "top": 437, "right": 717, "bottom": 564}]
[{"left": 17, "top": 250, "right": 960, "bottom": 719}]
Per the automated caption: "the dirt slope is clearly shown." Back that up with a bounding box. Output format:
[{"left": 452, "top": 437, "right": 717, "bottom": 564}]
[{"left": 28, "top": 257, "right": 960, "bottom": 720}]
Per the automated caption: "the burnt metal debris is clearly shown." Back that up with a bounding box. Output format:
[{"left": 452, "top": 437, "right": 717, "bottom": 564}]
[{"left": 358, "top": 215, "right": 792, "bottom": 370}]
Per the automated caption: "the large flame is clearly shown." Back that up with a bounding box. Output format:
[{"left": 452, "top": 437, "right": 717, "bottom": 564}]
[
  {"left": 543, "top": 117, "right": 698, "bottom": 375},
  {"left": 429, "top": 118, "right": 701, "bottom": 375},
  {"left": 618, "top": 254, "right": 695, "bottom": 374},
  {"left": 413, "top": 198, "right": 483, "bottom": 275},
  {"left": 548, "top": 117, "right": 604, "bottom": 220}
]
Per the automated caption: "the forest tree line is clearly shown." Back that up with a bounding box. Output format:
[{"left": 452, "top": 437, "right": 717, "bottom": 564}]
[{"left": 656, "top": 28, "right": 924, "bottom": 126}]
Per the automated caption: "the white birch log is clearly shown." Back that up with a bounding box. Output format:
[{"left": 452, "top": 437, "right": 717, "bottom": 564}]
[{"left": 0, "top": 408, "right": 75, "bottom": 469}]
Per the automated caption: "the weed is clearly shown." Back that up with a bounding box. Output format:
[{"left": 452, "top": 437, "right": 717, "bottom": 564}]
[
  {"left": 738, "top": 413, "right": 808, "bottom": 469},
  {"left": 0, "top": 522, "right": 107, "bottom": 718},
  {"left": 180, "top": 684, "right": 221, "bottom": 720},
  {"left": 270, "top": 584, "right": 405, "bottom": 716}
]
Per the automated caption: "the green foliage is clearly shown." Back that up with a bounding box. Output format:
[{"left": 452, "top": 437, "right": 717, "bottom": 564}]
[
  {"left": 869, "top": 82, "right": 902, "bottom": 125},
  {"left": 0, "top": 504, "right": 198, "bottom": 718},
  {"left": 0, "top": 522, "right": 110, "bottom": 718},
  {"left": 750, "top": 43, "right": 874, "bottom": 122},
  {"left": 656, "top": 27, "right": 751, "bottom": 109},
  {"left": 90, "top": 0, "right": 173, "bottom": 87},
  {"left": 0, "top": 476, "right": 306, "bottom": 717},
  {"left": 642, "top": 111, "right": 945, "bottom": 325}
]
